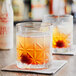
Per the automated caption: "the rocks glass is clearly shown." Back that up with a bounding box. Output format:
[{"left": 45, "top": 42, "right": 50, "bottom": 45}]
[
  {"left": 16, "top": 22, "right": 53, "bottom": 69},
  {"left": 43, "top": 15, "right": 73, "bottom": 53}
]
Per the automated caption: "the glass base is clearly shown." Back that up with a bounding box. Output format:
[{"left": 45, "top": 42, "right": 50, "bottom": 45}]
[
  {"left": 53, "top": 46, "right": 72, "bottom": 53},
  {"left": 16, "top": 61, "right": 51, "bottom": 70}
]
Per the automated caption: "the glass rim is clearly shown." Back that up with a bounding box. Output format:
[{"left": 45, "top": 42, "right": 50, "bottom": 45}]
[
  {"left": 16, "top": 22, "right": 52, "bottom": 28},
  {"left": 16, "top": 22, "right": 52, "bottom": 33},
  {"left": 16, "top": 22, "right": 41, "bottom": 27},
  {"left": 43, "top": 14, "right": 73, "bottom": 24},
  {"left": 43, "top": 14, "right": 73, "bottom": 18}
]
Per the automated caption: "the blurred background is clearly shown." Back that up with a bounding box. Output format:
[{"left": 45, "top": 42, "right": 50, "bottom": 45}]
[{"left": 12, "top": 0, "right": 76, "bottom": 23}]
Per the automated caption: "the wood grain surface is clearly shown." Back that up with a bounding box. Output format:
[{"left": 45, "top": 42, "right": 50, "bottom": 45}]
[{"left": 0, "top": 24, "right": 76, "bottom": 76}]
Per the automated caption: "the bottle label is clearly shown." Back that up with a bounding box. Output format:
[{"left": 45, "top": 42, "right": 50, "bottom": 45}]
[
  {"left": 31, "top": 0, "right": 47, "bottom": 20},
  {"left": 0, "top": 13, "right": 8, "bottom": 23},
  {"left": 0, "top": 13, "right": 13, "bottom": 49},
  {"left": 31, "top": 0, "right": 46, "bottom": 8},
  {"left": 0, "top": 0, "right": 13, "bottom": 49},
  {"left": 0, "top": 22, "right": 13, "bottom": 49}
]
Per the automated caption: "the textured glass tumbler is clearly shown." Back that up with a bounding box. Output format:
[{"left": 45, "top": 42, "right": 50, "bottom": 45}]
[
  {"left": 43, "top": 15, "right": 73, "bottom": 53},
  {"left": 16, "top": 22, "right": 53, "bottom": 69}
]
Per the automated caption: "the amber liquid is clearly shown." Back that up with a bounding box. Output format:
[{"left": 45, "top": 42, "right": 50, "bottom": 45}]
[
  {"left": 17, "top": 34, "right": 51, "bottom": 65},
  {"left": 53, "top": 27, "right": 71, "bottom": 48}
]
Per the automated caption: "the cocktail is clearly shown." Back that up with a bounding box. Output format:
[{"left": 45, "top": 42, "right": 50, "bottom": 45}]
[
  {"left": 43, "top": 15, "right": 73, "bottom": 52},
  {"left": 16, "top": 22, "right": 53, "bottom": 69}
]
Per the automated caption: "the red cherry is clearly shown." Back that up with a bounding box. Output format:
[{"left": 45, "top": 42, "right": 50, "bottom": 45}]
[
  {"left": 21, "top": 54, "right": 32, "bottom": 64},
  {"left": 56, "top": 40, "right": 65, "bottom": 48}
]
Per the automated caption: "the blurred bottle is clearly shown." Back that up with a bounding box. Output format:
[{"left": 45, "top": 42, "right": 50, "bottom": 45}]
[
  {"left": 71, "top": 0, "right": 76, "bottom": 19},
  {"left": 0, "top": 0, "right": 13, "bottom": 49},
  {"left": 12, "top": 0, "right": 24, "bottom": 21},
  {"left": 24, "top": 0, "right": 30, "bottom": 20},
  {"left": 49, "top": 0, "right": 67, "bottom": 16},
  {"left": 66, "top": 3, "right": 71, "bottom": 14},
  {"left": 31, "top": 0, "right": 48, "bottom": 20}
]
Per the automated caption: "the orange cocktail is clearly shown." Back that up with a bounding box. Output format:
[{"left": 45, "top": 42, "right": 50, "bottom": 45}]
[
  {"left": 17, "top": 35, "right": 50, "bottom": 65},
  {"left": 53, "top": 27, "right": 70, "bottom": 48},
  {"left": 16, "top": 22, "right": 52, "bottom": 69},
  {"left": 43, "top": 15, "right": 73, "bottom": 53}
]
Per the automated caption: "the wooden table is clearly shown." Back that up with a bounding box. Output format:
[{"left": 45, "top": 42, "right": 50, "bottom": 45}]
[{"left": 0, "top": 25, "right": 76, "bottom": 76}]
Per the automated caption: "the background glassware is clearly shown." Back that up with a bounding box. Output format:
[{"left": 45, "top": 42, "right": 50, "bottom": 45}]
[
  {"left": 16, "top": 22, "right": 53, "bottom": 69},
  {"left": 43, "top": 15, "right": 73, "bottom": 53}
]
